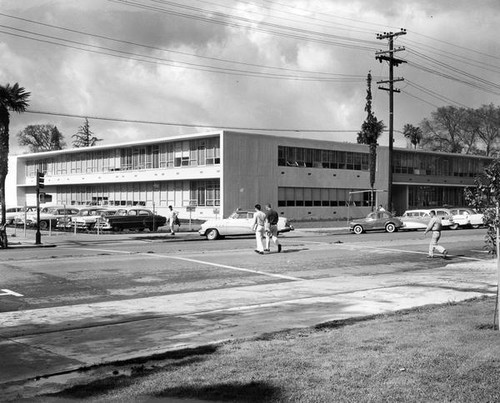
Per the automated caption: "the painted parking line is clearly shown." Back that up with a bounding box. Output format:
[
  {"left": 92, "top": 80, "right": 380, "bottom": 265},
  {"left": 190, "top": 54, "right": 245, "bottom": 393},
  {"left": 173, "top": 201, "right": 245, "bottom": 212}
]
[
  {"left": 74, "top": 248, "right": 303, "bottom": 281},
  {"left": 152, "top": 254, "right": 302, "bottom": 281},
  {"left": 0, "top": 289, "right": 23, "bottom": 297}
]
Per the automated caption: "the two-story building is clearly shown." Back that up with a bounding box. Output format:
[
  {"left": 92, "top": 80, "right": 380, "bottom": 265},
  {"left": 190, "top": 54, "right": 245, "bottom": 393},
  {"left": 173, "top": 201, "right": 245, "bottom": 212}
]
[{"left": 11, "top": 130, "right": 493, "bottom": 220}]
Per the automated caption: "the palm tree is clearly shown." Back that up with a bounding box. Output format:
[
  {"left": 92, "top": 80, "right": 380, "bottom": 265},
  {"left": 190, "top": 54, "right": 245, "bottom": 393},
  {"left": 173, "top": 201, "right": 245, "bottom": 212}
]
[
  {"left": 357, "top": 72, "right": 385, "bottom": 208},
  {"left": 0, "top": 83, "right": 30, "bottom": 227},
  {"left": 403, "top": 123, "right": 423, "bottom": 149}
]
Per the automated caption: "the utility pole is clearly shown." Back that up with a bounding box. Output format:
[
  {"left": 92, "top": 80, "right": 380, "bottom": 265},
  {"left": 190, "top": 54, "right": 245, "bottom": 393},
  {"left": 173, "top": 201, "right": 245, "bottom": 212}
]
[
  {"left": 376, "top": 29, "right": 406, "bottom": 213},
  {"left": 35, "top": 170, "right": 45, "bottom": 245}
]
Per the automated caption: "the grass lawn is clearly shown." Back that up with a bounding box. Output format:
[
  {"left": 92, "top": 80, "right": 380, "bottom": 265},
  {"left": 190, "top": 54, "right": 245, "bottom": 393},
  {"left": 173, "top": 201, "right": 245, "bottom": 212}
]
[{"left": 46, "top": 297, "right": 500, "bottom": 402}]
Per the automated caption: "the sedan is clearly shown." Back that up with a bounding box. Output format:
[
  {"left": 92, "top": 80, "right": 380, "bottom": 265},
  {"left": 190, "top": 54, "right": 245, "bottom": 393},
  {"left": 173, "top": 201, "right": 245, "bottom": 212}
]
[
  {"left": 448, "top": 207, "right": 484, "bottom": 229},
  {"left": 349, "top": 211, "right": 403, "bottom": 235},
  {"left": 60, "top": 207, "right": 117, "bottom": 231},
  {"left": 199, "top": 209, "right": 294, "bottom": 240},
  {"left": 26, "top": 207, "right": 81, "bottom": 230}
]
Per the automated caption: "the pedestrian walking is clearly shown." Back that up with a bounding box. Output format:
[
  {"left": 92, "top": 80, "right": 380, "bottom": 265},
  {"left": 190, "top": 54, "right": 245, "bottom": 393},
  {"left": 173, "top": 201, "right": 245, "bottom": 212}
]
[
  {"left": 264, "top": 203, "right": 282, "bottom": 253},
  {"left": 167, "top": 205, "right": 179, "bottom": 235},
  {"left": 424, "top": 210, "right": 448, "bottom": 259},
  {"left": 251, "top": 204, "right": 266, "bottom": 255}
]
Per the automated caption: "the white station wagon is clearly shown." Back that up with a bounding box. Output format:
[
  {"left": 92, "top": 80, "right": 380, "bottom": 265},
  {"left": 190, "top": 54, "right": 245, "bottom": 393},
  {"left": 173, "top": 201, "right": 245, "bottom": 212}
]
[
  {"left": 400, "top": 208, "right": 458, "bottom": 230},
  {"left": 199, "top": 209, "right": 294, "bottom": 240}
]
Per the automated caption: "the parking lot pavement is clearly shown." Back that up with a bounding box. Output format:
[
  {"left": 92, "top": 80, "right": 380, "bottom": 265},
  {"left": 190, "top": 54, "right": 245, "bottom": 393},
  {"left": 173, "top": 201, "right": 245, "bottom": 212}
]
[{"left": 0, "top": 257, "right": 496, "bottom": 399}]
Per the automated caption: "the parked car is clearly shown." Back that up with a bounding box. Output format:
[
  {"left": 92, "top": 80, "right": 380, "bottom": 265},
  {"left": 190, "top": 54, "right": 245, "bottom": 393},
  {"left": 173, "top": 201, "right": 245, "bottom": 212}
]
[
  {"left": 399, "top": 208, "right": 458, "bottom": 230},
  {"left": 25, "top": 207, "right": 81, "bottom": 230},
  {"left": 95, "top": 208, "right": 166, "bottom": 231},
  {"left": 13, "top": 206, "right": 40, "bottom": 226},
  {"left": 1, "top": 206, "right": 25, "bottom": 225},
  {"left": 60, "top": 207, "right": 117, "bottom": 230},
  {"left": 448, "top": 207, "right": 484, "bottom": 229},
  {"left": 349, "top": 211, "right": 403, "bottom": 235},
  {"left": 199, "top": 209, "right": 294, "bottom": 240}
]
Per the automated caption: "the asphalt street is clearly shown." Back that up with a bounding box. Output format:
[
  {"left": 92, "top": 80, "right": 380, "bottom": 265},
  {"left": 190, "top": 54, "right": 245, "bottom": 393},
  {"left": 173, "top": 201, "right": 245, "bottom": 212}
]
[{"left": 0, "top": 226, "right": 496, "bottom": 400}]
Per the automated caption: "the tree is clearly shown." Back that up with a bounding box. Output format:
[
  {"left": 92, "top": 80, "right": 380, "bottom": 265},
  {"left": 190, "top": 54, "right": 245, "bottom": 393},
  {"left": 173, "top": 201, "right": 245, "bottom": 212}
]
[
  {"left": 357, "top": 72, "right": 385, "bottom": 208},
  {"left": 72, "top": 118, "right": 102, "bottom": 148},
  {"left": 420, "top": 106, "right": 477, "bottom": 154},
  {"left": 473, "top": 104, "right": 500, "bottom": 157},
  {"left": 0, "top": 83, "right": 30, "bottom": 231},
  {"left": 465, "top": 159, "right": 500, "bottom": 329},
  {"left": 0, "top": 83, "right": 30, "bottom": 225},
  {"left": 17, "top": 124, "right": 66, "bottom": 152},
  {"left": 402, "top": 123, "right": 423, "bottom": 149}
]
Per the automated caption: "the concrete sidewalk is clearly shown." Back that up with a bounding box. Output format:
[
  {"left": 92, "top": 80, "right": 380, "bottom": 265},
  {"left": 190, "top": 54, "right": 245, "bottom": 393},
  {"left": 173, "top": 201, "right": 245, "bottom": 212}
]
[
  {"left": 0, "top": 257, "right": 496, "bottom": 400},
  {"left": 2, "top": 227, "right": 202, "bottom": 248}
]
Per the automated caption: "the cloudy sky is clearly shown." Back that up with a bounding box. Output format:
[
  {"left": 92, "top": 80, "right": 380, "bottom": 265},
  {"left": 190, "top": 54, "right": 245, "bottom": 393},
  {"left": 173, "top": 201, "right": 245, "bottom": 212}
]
[{"left": 1, "top": 0, "right": 499, "bottom": 155}]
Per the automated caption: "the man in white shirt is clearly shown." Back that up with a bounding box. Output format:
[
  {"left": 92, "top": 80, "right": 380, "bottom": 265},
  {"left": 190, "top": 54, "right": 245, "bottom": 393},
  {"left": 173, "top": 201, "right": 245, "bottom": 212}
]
[
  {"left": 424, "top": 210, "right": 448, "bottom": 259},
  {"left": 167, "top": 205, "right": 179, "bottom": 235},
  {"left": 251, "top": 204, "right": 266, "bottom": 255}
]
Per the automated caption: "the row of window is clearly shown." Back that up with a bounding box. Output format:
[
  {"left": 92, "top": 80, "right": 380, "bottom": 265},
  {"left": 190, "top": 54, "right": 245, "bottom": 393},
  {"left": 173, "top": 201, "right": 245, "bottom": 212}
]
[
  {"left": 408, "top": 186, "right": 466, "bottom": 209},
  {"left": 278, "top": 146, "right": 370, "bottom": 171},
  {"left": 48, "top": 180, "right": 220, "bottom": 207},
  {"left": 277, "top": 187, "right": 371, "bottom": 207},
  {"left": 277, "top": 146, "right": 493, "bottom": 177},
  {"left": 25, "top": 138, "right": 221, "bottom": 177},
  {"left": 393, "top": 151, "right": 492, "bottom": 177}
]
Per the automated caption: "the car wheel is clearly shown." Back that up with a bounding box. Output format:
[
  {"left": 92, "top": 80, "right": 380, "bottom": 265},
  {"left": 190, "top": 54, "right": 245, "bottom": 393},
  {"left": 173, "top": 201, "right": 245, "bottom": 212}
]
[
  {"left": 353, "top": 225, "right": 363, "bottom": 235},
  {"left": 449, "top": 224, "right": 459, "bottom": 230},
  {"left": 39, "top": 220, "right": 48, "bottom": 230},
  {"left": 472, "top": 224, "right": 480, "bottom": 229},
  {"left": 206, "top": 228, "right": 220, "bottom": 240},
  {"left": 385, "top": 223, "right": 396, "bottom": 233}
]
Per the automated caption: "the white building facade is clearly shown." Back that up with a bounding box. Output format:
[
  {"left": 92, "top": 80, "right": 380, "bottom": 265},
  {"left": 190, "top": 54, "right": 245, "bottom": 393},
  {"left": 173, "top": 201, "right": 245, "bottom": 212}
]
[{"left": 12, "top": 130, "right": 493, "bottom": 220}]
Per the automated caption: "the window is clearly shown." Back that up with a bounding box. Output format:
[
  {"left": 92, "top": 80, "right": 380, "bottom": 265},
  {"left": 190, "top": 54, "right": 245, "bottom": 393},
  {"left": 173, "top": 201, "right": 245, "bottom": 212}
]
[
  {"left": 304, "top": 188, "right": 312, "bottom": 206},
  {"left": 285, "top": 187, "right": 295, "bottom": 206},
  {"left": 294, "top": 188, "right": 303, "bottom": 206},
  {"left": 278, "top": 146, "right": 368, "bottom": 171},
  {"left": 277, "top": 187, "right": 370, "bottom": 208}
]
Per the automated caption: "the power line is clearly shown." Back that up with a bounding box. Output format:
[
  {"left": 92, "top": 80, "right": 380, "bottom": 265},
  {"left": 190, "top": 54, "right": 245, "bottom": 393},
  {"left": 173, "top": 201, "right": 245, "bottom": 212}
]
[
  {"left": 0, "top": 27, "right": 364, "bottom": 82},
  {"left": 402, "top": 39, "right": 500, "bottom": 75},
  {"left": 406, "top": 59, "right": 500, "bottom": 97},
  {"left": 25, "top": 109, "right": 360, "bottom": 133},
  {"left": 0, "top": 12, "right": 360, "bottom": 79},
  {"left": 401, "top": 90, "right": 440, "bottom": 110},
  {"left": 232, "top": 0, "right": 400, "bottom": 32},
  {"left": 405, "top": 80, "right": 469, "bottom": 108},
  {"left": 191, "top": 0, "right": 378, "bottom": 36},
  {"left": 406, "top": 48, "right": 500, "bottom": 93},
  {"left": 108, "top": 0, "right": 379, "bottom": 50},
  {"left": 409, "top": 31, "right": 500, "bottom": 63}
]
